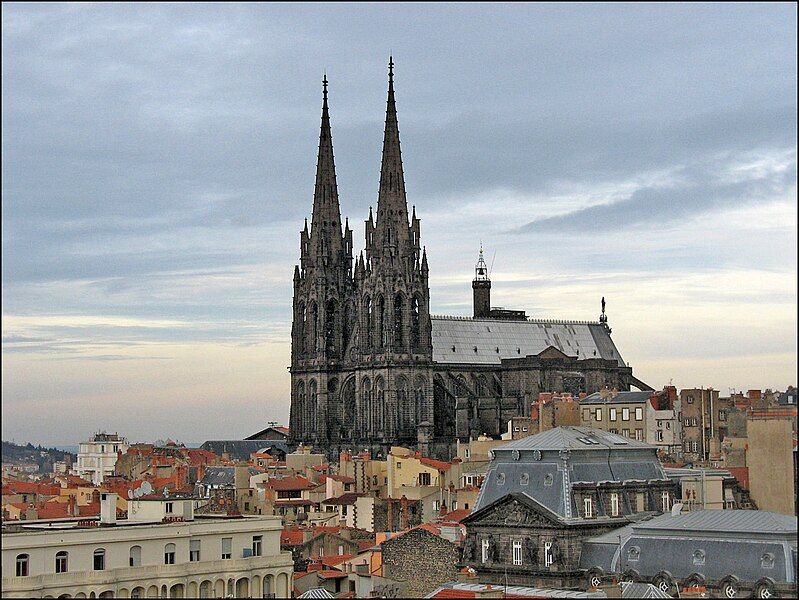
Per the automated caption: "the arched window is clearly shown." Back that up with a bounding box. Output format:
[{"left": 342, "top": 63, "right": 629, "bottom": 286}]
[
  {"left": 129, "top": 545, "right": 142, "bottom": 567},
  {"left": 15, "top": 553, "right": 28, "bottom": 577},
  {"left": 476, "top": 375, "right": 488, "bottom": 397},
  {"left": 411, "top": 295, "right": 421, "bottom": 349},
  {"left": 164, "top": 543, "right": 176, "bottom": 565},
  {"left": 343, "top": 301, "right": 355, "bottom": 353},
  {"left": 375, "top": 377, "right": 385, "bottom": 431},
  {"left": 394, "top": 294, "right": 404, "bottom": 349},
  {"left": 415, "top": 376, "right": 427, "bottom": 424},
  {"left": 308, "top": 302, "right": 318, "bottom": 353},
  {"left": 364, "top": 296, "right": 373, "bottom": 350},
  {"left": 362, "top": 377, "right": 372, "bottom": 432},
  {"left": 397, "top": 376, "right": 410, "bottom": 433},
  {"left": 298, "top": 302, "right": 306, "bottom": 354},
  {"left": 295, "top": 380, "right": 306, "bottom": 433},
  {"left": 93, "top": 548, "right": 106, "bottom": 571},
  {"left": 308, "top": 380, "right": 317, "bottom": 432},
  {"left": 55, "top": 551, "right": 68, "bottom": 573},
  {"left": 325, "top": 299, "right": 337, "bottom": 356},
  {"left": 376, "top": 296, "right": 385, "bottom": 348}
]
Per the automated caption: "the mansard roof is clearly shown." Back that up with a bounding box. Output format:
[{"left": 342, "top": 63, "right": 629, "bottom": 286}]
[
  {"left": 496, "top": 426, "right": 654, "bottom": 452},
  {"left": 430, "top": 316, "right": 625, "bottom": 366}
]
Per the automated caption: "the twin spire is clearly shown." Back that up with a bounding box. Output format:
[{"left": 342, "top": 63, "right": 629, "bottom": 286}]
[{"left": 309, "top": 58, "right": 411, "bottom": 266}]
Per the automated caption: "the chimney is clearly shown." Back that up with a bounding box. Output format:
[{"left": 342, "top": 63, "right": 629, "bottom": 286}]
[
  {"left": 387, "top": 498, "right": 394, "bottom": 531},
  {"left": 100, "top": 493, "right": 117, "bottom": 525},
  {"left": 400, "top": 495, "right": 409, "bottom": 530},
  {"left": 67, "top": 495, "right": 77, "bottom": 517},
  {"left": 474, "top": 584, "right": 503, "bottom": 599}
]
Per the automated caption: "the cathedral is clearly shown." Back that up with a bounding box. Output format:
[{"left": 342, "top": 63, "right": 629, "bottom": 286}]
[{"left": 288, "top": 59, "right": 649, "bottom": 459}]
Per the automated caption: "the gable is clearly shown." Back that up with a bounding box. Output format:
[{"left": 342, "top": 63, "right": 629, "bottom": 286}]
[
  {"left": 537, "top": 345, "right": 573, "bottom": 360},
  {"left": 462, "top": 493, "right": 562, "bottom": 528}
]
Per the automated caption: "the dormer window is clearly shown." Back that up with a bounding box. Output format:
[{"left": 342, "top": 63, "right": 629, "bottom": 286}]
[{"left": 583, "top": 497, "right": 593, "bottom": 518}]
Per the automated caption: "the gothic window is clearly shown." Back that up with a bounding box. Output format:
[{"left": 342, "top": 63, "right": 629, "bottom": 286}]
[
  {"left": 376, "top": 296, "right": 386, "bottom": 348},
  {"left": 365, "top": 296, "right": 373, "bottom": 350},
  {"left": 455, "top": 376, "right": 468, "bottom": 398},
  {"left": 341, "top": 378, "right": 356, "bottom": 438},
  {"left": 394, "top": 294, "right": 404, "bottom": 350},
  {"left": 476, "top": 375, "right": 488, "bottom": 397},
  {"left": 397, "top": 376, "right": 410, "bottom": 434},
  {"left": 298, "top": 302, "right": 306, "bottom": 354},
  {"left": 295, "top": 381, "right": 306, "bottom": 433},
  {"left": 411, "top": 295, "right": 421, "bottom": 349},
  {"left": 375, "top": 377, "right": 385, "bottom": 431},
  {"left": 343, "top": 301, "right": 355, "bottom": 353},
  {"left": 414, "top": 376, "right": 426, "bottom": 424},
  {"left": 309, "top": 302, "right": 318, "bottom": 353},
  {"left": 362, "top": 377, "right": 372, "bottom": 432},
  {"left": 325, "top": 300, "right": 337, "bottom": 357},
  {"left": 308, "top": 380, "right": 317, "bottom": 433}
]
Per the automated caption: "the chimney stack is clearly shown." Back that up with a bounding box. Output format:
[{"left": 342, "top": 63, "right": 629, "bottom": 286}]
[{"left": 100, "top": 493, "right": 118, "bottom": 526}]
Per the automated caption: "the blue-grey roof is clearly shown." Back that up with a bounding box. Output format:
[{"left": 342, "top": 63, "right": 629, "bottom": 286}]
[
  {"left": 634, "top": 509, "right": 797, "bottom": 535},
  {"left": 199, "top": 466, "right": 259, "bottom": 487},
  {"left": 496, "top": 426, "right": 654, "bottom": 452},
  {"left": 430, "top": 316, "right": 625, "bottom": 366},
  {"left": 200, "top": 439, "right": 290, "bottom": 460},
  {"left": 620, "top": 582, "right": 671, "bottom": 598},
  {"left": 425, "top": 582, "right": 598, "bottom": 598},
  {"left": 581, "top": 391, "right": 653, "bottom": 405},
  {"left": 581, "top": 510, "right": 799, "bottom": 586},
  {"left": 474, "top": 427, "right": 667, "bottom": 517}
]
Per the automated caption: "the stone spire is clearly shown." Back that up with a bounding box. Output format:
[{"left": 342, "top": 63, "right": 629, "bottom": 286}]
[
  {"left": 374, "top": 56, "right": 411, "bottom": 257},
  {"left": 309, "top": 74, "right": 343, "bottom": 262}
]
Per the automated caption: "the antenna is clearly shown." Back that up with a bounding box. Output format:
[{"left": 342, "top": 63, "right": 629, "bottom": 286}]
[{"left": 489, "top": 249, "right": 497, "bottom": 276}]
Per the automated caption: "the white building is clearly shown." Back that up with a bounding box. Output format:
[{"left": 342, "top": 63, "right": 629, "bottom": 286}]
[
  {"left": 2, "top": 493, "right": 293, "bottom": 598},
  {"left": 74, "top": 433, "right": 129, "bottom": 485}
]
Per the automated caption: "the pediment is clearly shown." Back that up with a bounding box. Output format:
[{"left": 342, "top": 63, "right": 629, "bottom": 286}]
[
  {"left": 537, "top": 346, "right": 573, "bottom": 360},
  {"left": 463, "top": 493, "right": 561, "bottom": 528}
]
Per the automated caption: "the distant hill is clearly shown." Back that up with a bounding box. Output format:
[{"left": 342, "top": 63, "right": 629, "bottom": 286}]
[{"left": 1, "top": 441, "right": 76, "bottom": 474}]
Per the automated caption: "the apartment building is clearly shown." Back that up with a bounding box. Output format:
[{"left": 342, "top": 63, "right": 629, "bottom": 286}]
[
  {"left": 1, "top": 493, "right": 293, "bottom": 598},
  {"left": 74, "top": 433, "right": 129, "bottom": 485}
]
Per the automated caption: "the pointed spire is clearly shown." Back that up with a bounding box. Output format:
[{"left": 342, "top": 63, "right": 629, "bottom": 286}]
[
  {"left": 421, "top": 246, "right": 429, "bottom": 273},
  {"left": 374, "top": 56, "right": 411, "bottom": 253},
  {"left": 310, "top": 73, "right": 343, "bottom": 259}
]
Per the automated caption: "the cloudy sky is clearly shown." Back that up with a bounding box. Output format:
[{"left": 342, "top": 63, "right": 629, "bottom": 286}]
[{"left": 2, "top": 3, "right": 796, "bottom": 446}]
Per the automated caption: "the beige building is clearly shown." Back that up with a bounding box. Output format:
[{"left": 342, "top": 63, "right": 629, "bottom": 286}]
[
  {"left": 1, "top": 493, "right": 293, "bottom": 599},
  {"left": 747, "top": 416, "right": 795, "bottom": 515}
]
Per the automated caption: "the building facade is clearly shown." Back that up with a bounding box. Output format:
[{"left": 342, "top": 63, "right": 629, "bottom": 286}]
[
  {"left": 288, "top": 61, "right": 647, "bottom": 459},
  {"left": 460, "top": 427, "right": 676, "bottom": 589},
  {"left": 74, "top": 433, "right": 129, "bottom": 485},
  {"left": 1, "top": 494, "right": 293, "bottom": 599}
]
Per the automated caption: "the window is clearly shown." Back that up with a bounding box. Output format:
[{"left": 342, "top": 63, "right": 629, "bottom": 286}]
[
  {"left": 719, "top": 411, "right": 727, "bottom": 422},
  {"left": 190, "top": 539, "right": 201, "bottom": 562},
  {"left": 595, "top": 408, "right": 602, "bottom": 422},
  {"left": 635, "top": 429, "right": 643, "bottom": 441},
  {"left": 396, "top": 462, "right": 402, "bottom": 469},
  {"left": 609, "top": 428, "right": 618, "bottom": 434},
  {"left": 55, "top": 551, "right": 68, "bottom": 573},
  {"left": 129, "top": 545, "right": 141, "bottom": 567},
  {"left": 661, "top": 491, "right": 671, "bottom": 512},
  {"left": 464, "top": 448, "right": 471, "bottom": 459},
  {"left": 165, "top": 502, "right": 173, "bottom": 514},
  {"left": 622, "top": 429, "right": 629, "bottom": 437},
  {"left": 610, "top": 408, "right": 617, "bottom": 421},
  {"left": 432, "top": 500, "right": 440, "bottom": 511},
  {"left": 482, "top": 539, "right": 490, "bottom": 563},
  {"left": 252, "top": 535, "right": 263, "bottom": 557},
  {"left": 544, "top": 542, "right": 554, "bottom": 566},
  {"left": 222, "top": 537, "right": 232, "bottom": 560},
  {"left": 373, "top": 475, "right": 378, "bottom": 485},
  {"left": 622, "top": 407, "right": 630, "bottom": 421},
  {"left": 610, "top": 493, "right": 619, "bottom": 517},
  {"left": 512, "top": 540, "right": 523, "bottom": 565},
  {"left": 93, "top": 548, "right": 105, "bottom": 571},
  {"left": 656, "top": 430, "right": 664, "bottom": 442},
  {"left": 164, "top": 543, "right": 176, "bottom": 565},
  {"left": 419, "top": 472, "right": 431, "bottom": 486},
  {"left": 583, "top": 497, "right": 593, "bottom": 518},
  {"left": 635, "top": 407, "right": 643, "bottom": 421},
  {"left": 692, "top": 441, "right": 699, "bottom": 452},
  {"left": 16, "top": 554, "right": 28, "bottom": 577},
  {"left": 338, "top": 545, "right": 344, "bottom": 555},
  {"left": 687, "top": 395, "right": 694, "bottom": 403},
  {"left": 582, "top": 408, "right": 590, "bottom": 422}
]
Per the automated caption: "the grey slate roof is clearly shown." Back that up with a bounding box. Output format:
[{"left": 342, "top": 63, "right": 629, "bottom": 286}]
[
  {"left": 634, "top": 508, "right": 797, "bottom": 535},
  {"left": 199, "top": 466, "right": 260, "bottom": 487},
  {"left": 474, "top": 427, "right": 667, "bottom": 517},
  {"left": 200, "top": 439, "right": 290, "bottom": 460},
  {"left": 620, "top": 582, "right": 672, "bottom": 598},
  {"left": 430, "top": 316, "right": 625, "bottom": 366},
  {"left": 581, "top": 391, "right": 653, "bottom": 405},
  {"left": 425, "top": 582, "right": 598, "bottom": 598},
  {"left": 497, "top": 426, "right": 654, "bottom": 452}
]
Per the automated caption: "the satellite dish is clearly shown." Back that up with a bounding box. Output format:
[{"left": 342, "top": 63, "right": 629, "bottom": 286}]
[
  {"left": 163, "top": 487, "right": 169, "bottom": 498},
  {"left": 140, "top": 481, "right": 153, "bottom": 496},
  {"left": 127, "top": 490, "right": 134, "bottom": 499}
]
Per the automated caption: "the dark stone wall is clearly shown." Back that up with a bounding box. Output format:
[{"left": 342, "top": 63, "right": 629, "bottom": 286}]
[{"left": 382, "top": 528, "right": 459, "bottom": 598}]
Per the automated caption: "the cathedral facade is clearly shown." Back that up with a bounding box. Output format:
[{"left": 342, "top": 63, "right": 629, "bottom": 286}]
[{"left": 288, "top": 60, "right": 648, "bottom": 459}]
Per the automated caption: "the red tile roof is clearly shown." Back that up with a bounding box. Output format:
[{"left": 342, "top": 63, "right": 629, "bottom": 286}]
[
  {"left": 323, "top": 492, "right": 363, "bottom": 505},
  {"left": 319, "top": 554, "right": 355, "bottom": 567},
  {"left": 281, "top": 528, "right": 305, "bottom": 546},
  {"left": 442, "top": 508, "right": 472, "bottom": 523},
  {"left": 419, "top": 456, "right": 455, "bottom": 471},
  {"left": 318, "top": 570, "right": 349, "bottom": 579},
  {"left": 728, "top": 467, "right": 750, "bottom": 490},
  {"left": 268, "top": 476, "right": 314, "bottom": 491}
]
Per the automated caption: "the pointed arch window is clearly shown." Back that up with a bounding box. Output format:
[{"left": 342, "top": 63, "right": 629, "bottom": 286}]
[
  {"left": 376, "top": 296, "right": 386, "bottom": 348},
  {"left": 308, "top": 380, "right": 318, "bottom": 432},
  {"left": 325, "top": 299, "right": 337, "bottom": 357},
  {"left": 365, "top": 296, "right": 373, "bottom": 350},
  {"left": 394, "top": 294, "right": 404, "bottom": 350},
  {"left": 411, "top": 296, "right": 421, "bottom": 349},
  {"left": 308, "top": 302, "right": 318, "bottom": 353}
]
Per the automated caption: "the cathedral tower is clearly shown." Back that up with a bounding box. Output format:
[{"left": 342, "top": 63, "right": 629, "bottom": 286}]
[{"left": 290, "top": 76, "right": 355, "bottom": 448}]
